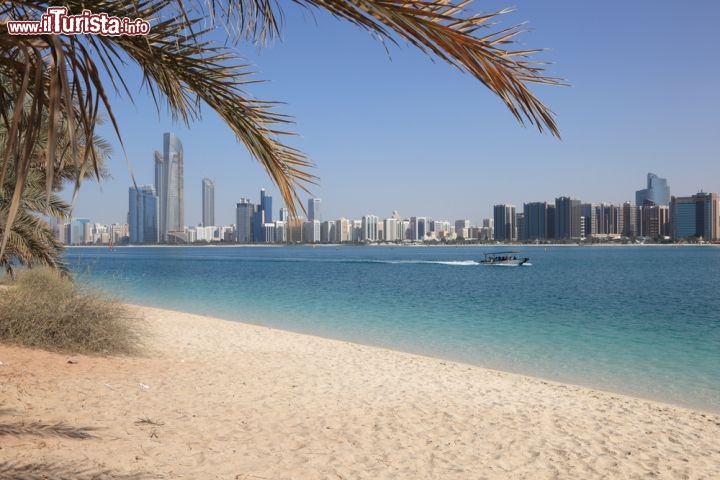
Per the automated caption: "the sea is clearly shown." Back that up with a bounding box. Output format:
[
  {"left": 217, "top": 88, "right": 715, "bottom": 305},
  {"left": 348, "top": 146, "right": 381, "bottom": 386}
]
[{"left": 65, "top": 245, "right": 720, "bottom": 413}]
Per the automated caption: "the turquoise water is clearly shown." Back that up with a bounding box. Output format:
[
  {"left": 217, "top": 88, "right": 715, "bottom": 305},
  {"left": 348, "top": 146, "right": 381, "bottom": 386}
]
[{"left": 65, "top": 245, "right": 720, "bottom": 412}]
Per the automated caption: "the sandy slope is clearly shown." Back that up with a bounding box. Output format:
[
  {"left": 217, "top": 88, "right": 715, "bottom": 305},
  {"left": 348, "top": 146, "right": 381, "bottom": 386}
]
[{"left": 1, "top": 305, "right": 719, "bottom": 479}]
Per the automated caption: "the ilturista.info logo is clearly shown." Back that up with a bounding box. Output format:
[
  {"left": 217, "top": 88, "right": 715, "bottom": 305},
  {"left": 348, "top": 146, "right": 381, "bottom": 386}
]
[{"left": 6, "top": 7, "right": 151, "bottom": 36}]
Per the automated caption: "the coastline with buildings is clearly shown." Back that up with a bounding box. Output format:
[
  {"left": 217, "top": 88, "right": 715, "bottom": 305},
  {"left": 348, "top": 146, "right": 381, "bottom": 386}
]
[{"left": 54, "top": 137, "right": 720, "bottom": 247}]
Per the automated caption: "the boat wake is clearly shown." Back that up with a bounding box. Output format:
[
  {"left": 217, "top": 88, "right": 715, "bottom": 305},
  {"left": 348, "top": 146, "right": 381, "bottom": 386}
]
[{"left": 382, "top": 260, "right": 480, "bottom": 266}]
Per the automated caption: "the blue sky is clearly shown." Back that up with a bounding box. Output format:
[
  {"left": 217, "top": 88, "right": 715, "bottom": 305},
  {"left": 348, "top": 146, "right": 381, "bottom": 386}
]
[{"left": 70, "top": 0, "right": 720, "bottom": 226}]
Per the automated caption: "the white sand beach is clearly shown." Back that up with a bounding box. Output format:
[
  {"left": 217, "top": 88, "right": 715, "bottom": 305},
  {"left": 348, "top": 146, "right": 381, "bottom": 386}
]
[{"left": 1, "top": 305, "right": 719, "bottom": 479}]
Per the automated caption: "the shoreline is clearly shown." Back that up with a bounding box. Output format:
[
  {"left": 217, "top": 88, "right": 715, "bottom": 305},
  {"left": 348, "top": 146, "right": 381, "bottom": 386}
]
[
  {"left": 65, "top": 242, "right": 720, "bottom": 248},
  {"left": 2, "top": 304, "right": 719, "bottom": 479},
  {"left": 135, "top": 304, "right": 720, "bottom": 416}
]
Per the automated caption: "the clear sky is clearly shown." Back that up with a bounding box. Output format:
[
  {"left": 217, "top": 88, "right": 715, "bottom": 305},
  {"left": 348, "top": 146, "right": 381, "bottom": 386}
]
[{"left": 69, "top": 0, "right": 720, "bottom": 226}]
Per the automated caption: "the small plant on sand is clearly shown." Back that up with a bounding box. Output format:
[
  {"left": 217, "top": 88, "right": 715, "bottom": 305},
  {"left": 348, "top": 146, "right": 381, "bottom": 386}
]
[{"left": 0, "top": 268, "right": 142, "bottom": 355}]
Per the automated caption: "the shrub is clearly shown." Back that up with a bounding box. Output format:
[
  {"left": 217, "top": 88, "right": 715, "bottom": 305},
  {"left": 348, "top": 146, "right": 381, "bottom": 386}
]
[{"left": 0, "top": 268, "right": 142, "bottom": 355}]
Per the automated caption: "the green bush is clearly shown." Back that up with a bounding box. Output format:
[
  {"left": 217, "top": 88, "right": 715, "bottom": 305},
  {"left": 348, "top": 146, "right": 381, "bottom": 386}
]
[{"left": 0, "top": 268, "right": 142, "bottom": 355}]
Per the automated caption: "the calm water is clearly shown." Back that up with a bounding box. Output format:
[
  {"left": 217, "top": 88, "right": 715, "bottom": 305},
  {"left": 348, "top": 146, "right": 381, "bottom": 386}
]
[{"left": 65, "top": 245, "right": 720, "bottom": 412}]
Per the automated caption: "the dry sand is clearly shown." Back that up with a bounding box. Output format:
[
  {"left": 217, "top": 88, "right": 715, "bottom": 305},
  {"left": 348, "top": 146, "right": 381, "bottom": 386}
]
[{"left": 1, "top": 305, "right": 719, "bottom": 479}]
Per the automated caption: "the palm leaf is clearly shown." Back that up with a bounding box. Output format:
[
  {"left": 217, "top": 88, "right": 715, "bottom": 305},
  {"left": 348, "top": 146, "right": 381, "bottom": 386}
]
[{"left": 0, "top": 0, "right": 562, "bottom": 263}]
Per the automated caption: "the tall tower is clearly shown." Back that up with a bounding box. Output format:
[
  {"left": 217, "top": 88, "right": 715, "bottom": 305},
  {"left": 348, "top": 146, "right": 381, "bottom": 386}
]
[
  {"left": 252, "top": 188, "right": 273, "bottom": 242},
  {"left": 493, "top": 205, "right": 516, "bottom": 242},
  {"left": 636, "top": 172, "right": 670, "bottom": 206},
  {"left": 154, "top": 133, "right": 184, "bottom": 241},
  {"left": 128, "top": 185, "right": 159, "bottom": 244},
  {"left": 235, "top": 198, "right": 254, "bottom": 243},
  {"left": 554, "top": 197, "right": 582, "bottom": 239},
  {"left": 202, "top": 178, "right": 215, "bottom": 227},
  {"left": 308, "top": 198, "right": 321, "bottom": 222}
]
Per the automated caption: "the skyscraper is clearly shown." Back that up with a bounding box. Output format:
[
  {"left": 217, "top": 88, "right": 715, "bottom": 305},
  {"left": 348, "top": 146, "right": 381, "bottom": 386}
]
[
  {"left": 554, "top": 197, "right": 582, "bottom": 240},
  {"left": 202, "top": 178, "right": 215, "bottom": 227},
  {"left": 154, "top": 133, "right": 184, "bottom": 241},
  {"left": 670, "top": 192, "right": 720, "bottom": 241},
  {"left": 251, "top": 189, "right": 273, "bottom": 242},
  {"left": 308, "top": 198, "right": 321, "bottom": 222},
  {"left": 128, "top": 185, "right": 159, "bottom": 244},
  {"left": 493, "top": 205, "right": 516, "bottom": 242},
  {"left": 235, "top": 198, "right": 254, "bottom": 243},
  {"left": 636, "top": 172, "right": 671, "bottom": 206},
  {"left": 523, "top": 202, "right": 548, "bottom": 241}
]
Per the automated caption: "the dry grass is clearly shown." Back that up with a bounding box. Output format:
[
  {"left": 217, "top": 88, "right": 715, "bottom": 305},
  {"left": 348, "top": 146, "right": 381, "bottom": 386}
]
[{"left": 0, "top": 268, "right": 142, "bottom": 355}]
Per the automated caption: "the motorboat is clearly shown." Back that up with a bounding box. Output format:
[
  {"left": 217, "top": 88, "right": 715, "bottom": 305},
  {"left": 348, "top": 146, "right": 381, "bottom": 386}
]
[{"left": 480, "top": 251, "right": 530, "bottom": 266}]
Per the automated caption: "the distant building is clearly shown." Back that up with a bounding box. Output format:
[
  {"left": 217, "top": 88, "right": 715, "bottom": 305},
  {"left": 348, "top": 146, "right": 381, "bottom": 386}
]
[
  {"left": 638, "top": 203, "right": 670, "bottom": 238},
  {"left": 636, "top": 172, "right": 671, "bottom": 206},
  {"left": 670, "top": 192, "right": 720, "bottom": 241},
  {"left": 384, "top": 218, "right": 399, "bottom": 242},
  {"left": 554, "top": 197, "right": 581, "bottom": 240},
  {"left": 274, "top": 221, "right": 288, "bottom": 243},
  {"left": 279, "top": 207, "right": 289, "bottom": 222},
  {"left": 128, "top": 185, "right": 159, "bottom": 244},
  {"left": 235, "top": 198, "right": 254, "bottom": 243},
  {"left": 70, "top": 218, "right": 92, "bottom": 245},
  {"left": 361, "top": 215, "right": 379, "bottom": 242},
  {"left": 308, "top": 198, "right": 322, "bottom": 222},
  {"left": 303, "top": 220, "right": 321, "bottom": 243},
  {"left": 320, "top": 221, "right": 335, "bottom": 243},
  {"left": 335, "top": 218, "right": 350, "bottom": 243},
  {"left": 262, "top": 223, "right": 275, "bottom": 243},
  {"left": 515, "top": 212, "right": 525, "bottom": 242},
  {"left": 493, "top": 205, "right": 516, "bottom": 242},
  {"left": 546, "top": 205, "right": 556, "bottom": 240},
  {"left": 523, "top": 202, "right": 548, "bottom": 241},
  {"left": 454, "top": 220, "right": 470, "bottom": 241},
  {"left": 594, "top": 203, "right": 622, "bottom": 236},
  {"left": 409, "top": 217, "right": 428, "bottom": 241},
  {"left": 253, "top": 189, "right": 272, "bottom": 242},
  {"left": 622, "top": 202, "right": 638, "bottom": 238},
  {"left": 154, "top": 132, "right": 184, "bottom": 242},
  {"left": 201, "top": 178, "right": 215, "bottom": 227}
]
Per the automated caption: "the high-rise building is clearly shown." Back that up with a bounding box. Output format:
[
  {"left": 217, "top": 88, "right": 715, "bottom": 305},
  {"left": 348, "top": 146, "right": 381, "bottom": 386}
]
[
  {"left": 638, "top": 203, "right": 670, "bottom": 238},
  {"left": 523, "top": 202, "right": 548, "bottom": 241},
  {"left": 335, "top": 218, "right": 350, "bottom": 243},
  {"left": 554, "top": 197, "right": 581, "bottom": 240},
  {"left": 154, "top": 133, "right": 184, "bottom": 241},
  {"left": 70, "top": 218, "right": 92, "bottom": 245},
  {"left": 384, "top": 218, "right": 399, "bottom": 242},
  {"left": 454, "top": 220, "right": 470, "bottom": 240},
  {"left": 308, "top": 198, "right": 321, "bottom": 222},
  {"left": 303, "top": 220, "right": 321, "bottom": 243},
  {"left": 593, "top": 203, "right": 622, "bottom": 236},
  {"left": 636, "top": 172, "right": 671, "bottom": 206},
  {"left": 493, "top": 205, "right": 516, "bottom": 242},
  {"left": 410, "top": 217, "right": 427, "bottom": 241},
  {"left": 622, "top": 202, "right": 638, "bottom": 237},
  {"left": 670, "top": 192, "right": 720, "bottom": 241},
  {"left": 320, "top": 221, "right": 335, "bottom": 243},
  {"left": 361, "top": 215, "right": 379, "bottom": 242},
  {"left": 260, "top": 189, "right": 272, "bottom": 224},
  {"left": 235, "top": 198, "right": 254, "bottom": 243},
  {"left": 252, "top": 189, "right": 272, "bottom": 242},
  {"left": 515, "top": 212, "right": 526, "bottom": 241},
  {"left": 201, "top": 178, "right": 215, "bottom": 227},
  {"left": 128, "top": 185, "right": 159, "bottom": 244},
  {"left": 279, "top": 207, "right": 289, "bottom": 222}
]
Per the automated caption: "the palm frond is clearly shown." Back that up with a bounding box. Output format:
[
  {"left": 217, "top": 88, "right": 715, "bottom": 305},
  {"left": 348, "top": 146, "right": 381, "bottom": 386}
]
[{"left": 1, "top": 0, "right": 562, "bottom": 263}]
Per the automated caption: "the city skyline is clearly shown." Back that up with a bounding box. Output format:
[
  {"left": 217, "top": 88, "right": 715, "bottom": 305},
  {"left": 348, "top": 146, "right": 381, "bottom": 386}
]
[
  {"left": 60, "top": 169, "right": 716, "bottom": 245},
  {"left": 64, "top": 2, "right": 720, "bottom": 226}
]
